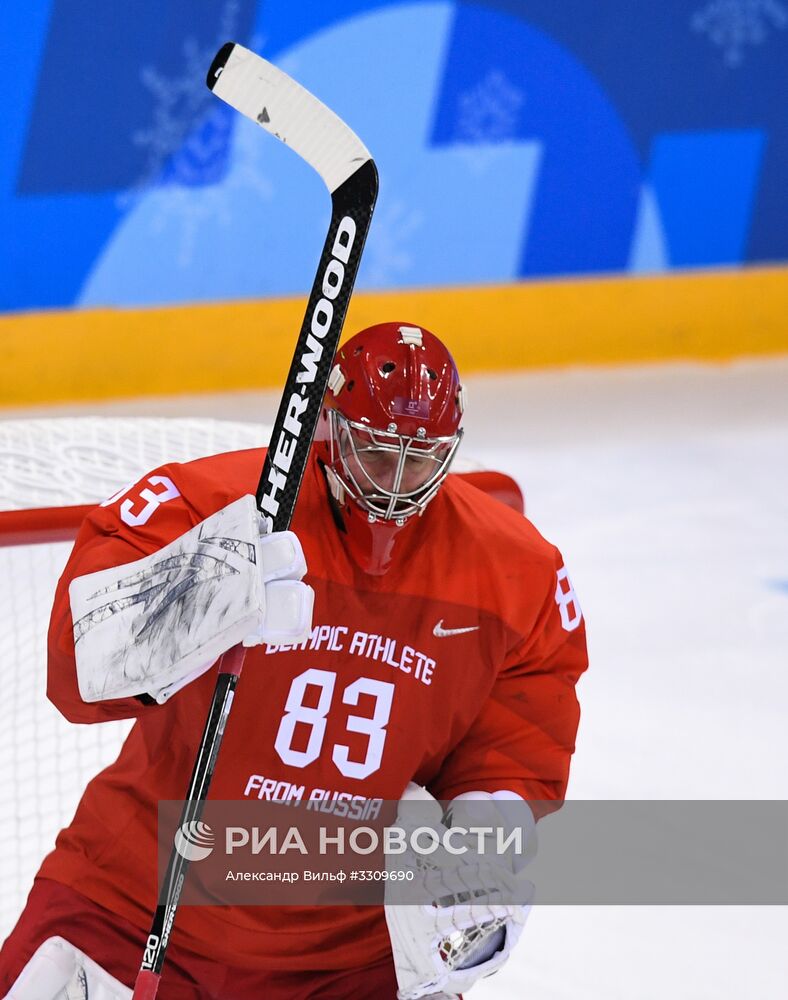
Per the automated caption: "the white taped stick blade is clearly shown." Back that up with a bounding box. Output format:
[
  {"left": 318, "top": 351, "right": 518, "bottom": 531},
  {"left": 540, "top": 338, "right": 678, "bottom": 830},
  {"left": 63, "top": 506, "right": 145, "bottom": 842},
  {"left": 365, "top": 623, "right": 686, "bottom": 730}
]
[{"left": 208, "top": 43, "right": 371, "bottom": 193}]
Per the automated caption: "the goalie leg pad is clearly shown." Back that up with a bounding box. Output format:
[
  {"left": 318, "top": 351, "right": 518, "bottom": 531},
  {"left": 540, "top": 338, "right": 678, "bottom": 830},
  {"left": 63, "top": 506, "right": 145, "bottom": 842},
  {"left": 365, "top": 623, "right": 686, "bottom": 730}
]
[{"left": 6, "top": 936, "right": 132, "bottom": 999}]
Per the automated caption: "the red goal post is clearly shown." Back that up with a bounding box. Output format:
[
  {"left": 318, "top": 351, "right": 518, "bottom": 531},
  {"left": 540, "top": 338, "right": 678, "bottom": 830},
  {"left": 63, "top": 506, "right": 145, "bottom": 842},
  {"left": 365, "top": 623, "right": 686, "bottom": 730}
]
[{"left": 0, "top": 417, "right": 523, "bottom": 548}]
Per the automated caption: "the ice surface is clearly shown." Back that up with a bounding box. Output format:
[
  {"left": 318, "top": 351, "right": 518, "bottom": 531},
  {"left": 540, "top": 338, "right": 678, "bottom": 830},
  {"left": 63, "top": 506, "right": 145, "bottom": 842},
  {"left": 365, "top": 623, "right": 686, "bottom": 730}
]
[{"left": 2, "top": 359, "right": 786, "bottom": 996}]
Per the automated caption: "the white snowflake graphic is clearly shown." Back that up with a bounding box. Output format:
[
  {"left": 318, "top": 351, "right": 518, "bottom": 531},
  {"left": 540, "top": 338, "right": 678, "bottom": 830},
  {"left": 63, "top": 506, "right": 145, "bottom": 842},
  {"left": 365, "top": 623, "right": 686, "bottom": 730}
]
[
  {"left": 126, "top": 1, "right": 243, "bottom": 194},
  {"left": 145, "top": 121, "right": 274, "bottom": 269},
  {"left": 116, "top": 3, "right": 280, "bottom": 269},
  {"left": 133, "top": 39, "right": 215, "bottom": 185},
  {"left": 453, "top": 70, "right": 525, "bottom": 174},
  {"left": 362, "top": 201, "right": 423, "bottom": 287},
  {"left": 692, "top": 0, "right": 788, "bottom": 66}
]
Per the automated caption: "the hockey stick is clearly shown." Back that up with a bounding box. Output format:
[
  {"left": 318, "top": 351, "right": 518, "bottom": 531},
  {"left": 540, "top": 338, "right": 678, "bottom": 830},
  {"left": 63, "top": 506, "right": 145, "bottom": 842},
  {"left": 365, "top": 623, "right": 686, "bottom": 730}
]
[{"left": 132, "top": 43, "right": 378, "bottom": 1000}]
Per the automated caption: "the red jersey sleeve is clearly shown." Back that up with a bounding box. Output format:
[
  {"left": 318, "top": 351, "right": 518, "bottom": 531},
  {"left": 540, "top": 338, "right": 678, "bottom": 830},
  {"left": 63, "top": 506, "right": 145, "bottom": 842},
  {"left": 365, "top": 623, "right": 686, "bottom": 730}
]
[
  {"left": 429, "top": 546, "right": 588, "bottom": 818},
  {"left": 46, "top": 464, "right": 209, "bottom": 724}
]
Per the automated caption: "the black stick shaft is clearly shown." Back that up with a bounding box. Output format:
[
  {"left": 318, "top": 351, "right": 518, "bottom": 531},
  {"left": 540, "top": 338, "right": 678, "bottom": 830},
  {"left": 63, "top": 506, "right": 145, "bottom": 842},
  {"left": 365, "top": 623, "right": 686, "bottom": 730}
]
[
  {"left": 256, "top": 161, "right": 379, "bottom": 532},
  {"left": 132, "top": 160, "right": 377, "bottom": 998}
]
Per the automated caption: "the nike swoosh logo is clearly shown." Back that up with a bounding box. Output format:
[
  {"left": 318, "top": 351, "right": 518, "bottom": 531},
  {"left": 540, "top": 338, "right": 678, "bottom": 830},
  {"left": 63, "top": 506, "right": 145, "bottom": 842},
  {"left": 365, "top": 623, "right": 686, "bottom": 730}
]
[{"left": 433, "top": 619, "right": 480, "bottom": 638}]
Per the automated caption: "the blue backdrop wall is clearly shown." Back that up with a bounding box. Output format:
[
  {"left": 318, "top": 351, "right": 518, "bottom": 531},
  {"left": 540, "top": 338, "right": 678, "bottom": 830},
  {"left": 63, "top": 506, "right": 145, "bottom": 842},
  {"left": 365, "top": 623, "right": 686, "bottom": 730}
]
[{"left": 1, "top": 0, "right": 786, "bottom": 313}]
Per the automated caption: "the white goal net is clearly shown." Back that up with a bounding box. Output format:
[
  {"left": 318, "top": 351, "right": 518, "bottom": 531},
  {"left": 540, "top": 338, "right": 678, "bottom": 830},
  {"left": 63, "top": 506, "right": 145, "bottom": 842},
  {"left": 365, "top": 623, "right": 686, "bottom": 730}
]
[{"left": 0, "top": 417, "right": 270, "bottom": 940}]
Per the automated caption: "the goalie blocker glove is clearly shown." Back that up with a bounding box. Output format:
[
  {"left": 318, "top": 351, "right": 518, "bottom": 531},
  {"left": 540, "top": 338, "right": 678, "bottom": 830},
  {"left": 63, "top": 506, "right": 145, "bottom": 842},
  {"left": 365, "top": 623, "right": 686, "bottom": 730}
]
[{"left": 69, "top": 495, "right": 314, "bottom": 704}]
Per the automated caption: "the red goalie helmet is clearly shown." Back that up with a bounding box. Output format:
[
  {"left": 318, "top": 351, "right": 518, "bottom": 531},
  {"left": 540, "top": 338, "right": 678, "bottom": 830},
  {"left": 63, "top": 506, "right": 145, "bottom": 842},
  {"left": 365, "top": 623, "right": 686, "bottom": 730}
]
[{"left": 315, "top": 322, "right": 465, "bottom": 572}]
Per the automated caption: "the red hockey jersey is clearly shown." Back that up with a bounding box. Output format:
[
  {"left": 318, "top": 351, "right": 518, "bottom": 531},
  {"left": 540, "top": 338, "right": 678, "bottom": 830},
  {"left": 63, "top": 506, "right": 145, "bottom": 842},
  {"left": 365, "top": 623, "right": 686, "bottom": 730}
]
[{"left": 40, "top": 448, "right": 588, "bottom": 970}]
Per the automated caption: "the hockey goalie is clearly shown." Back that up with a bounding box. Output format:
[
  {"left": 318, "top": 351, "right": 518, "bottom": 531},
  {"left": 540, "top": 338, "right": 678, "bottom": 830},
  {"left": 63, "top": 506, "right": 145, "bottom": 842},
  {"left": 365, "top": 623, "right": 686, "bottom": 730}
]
[{"left": 0, "top": 322, "right": 588, "bottom": 999}]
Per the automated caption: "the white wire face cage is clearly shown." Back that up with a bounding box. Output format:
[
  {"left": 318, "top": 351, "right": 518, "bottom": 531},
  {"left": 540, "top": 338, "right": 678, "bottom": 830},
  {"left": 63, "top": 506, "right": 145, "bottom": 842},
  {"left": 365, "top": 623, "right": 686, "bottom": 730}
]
[{"left": 328, "top": 410, "right": 463, "bottom": 524}]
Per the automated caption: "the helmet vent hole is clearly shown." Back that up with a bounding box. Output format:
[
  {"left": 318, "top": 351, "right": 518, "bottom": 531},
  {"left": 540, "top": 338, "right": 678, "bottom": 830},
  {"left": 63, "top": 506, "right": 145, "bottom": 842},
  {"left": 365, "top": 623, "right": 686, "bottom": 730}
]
[
  {"left": 380, "top": 361, "right": 396, "bottom": 375},
  {"left": 426, "top": 368, "right": 438, "bottom": 380},
  {"left": 353, "top": 345, "right": 364, "bottom": 355},
  {"left": 346, "top": 380, "right": 355, "bottom": 391}
]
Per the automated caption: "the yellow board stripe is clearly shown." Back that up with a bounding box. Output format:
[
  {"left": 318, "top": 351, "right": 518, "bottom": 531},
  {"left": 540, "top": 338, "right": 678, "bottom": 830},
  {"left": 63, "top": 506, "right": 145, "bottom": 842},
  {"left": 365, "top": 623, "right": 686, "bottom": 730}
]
[{"left": 1, "top": 266, "right": 786, "bottom": 406}]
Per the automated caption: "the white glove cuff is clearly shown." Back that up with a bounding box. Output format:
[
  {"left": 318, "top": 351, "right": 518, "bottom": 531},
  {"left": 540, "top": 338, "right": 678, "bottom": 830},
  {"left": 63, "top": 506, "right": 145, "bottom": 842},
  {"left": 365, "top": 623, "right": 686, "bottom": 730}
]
[
  {"left": 243, "top": 580, "right": 315, "bottom": 647},
  {"left": 258, "top": 529, "right": 308, "bottom": 582}
]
